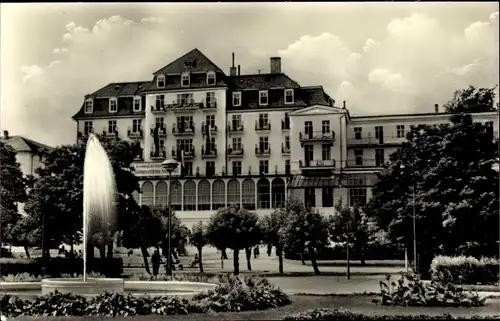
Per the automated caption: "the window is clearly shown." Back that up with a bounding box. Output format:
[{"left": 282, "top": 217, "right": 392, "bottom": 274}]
[
  {"left": 176, "top": 139, "right": 193, "bottom": 153},
  {"left": 258, "top": 113, "right": 269, "bottom": 128},
  {"left": 133, "top": 97, "right": 141, "bottom": 112},
  {"left": 156, "top": 95, "right": 165, "bottom": 110},
  {"left": 155, "top": 117, "right": 165, "bottom": 128},
  {"left": 349, "top": 188, "right": 367, "bottom": 207},
  {"left": 259, "top": 136, "right": 269, "bottom": 151},
  {"left": 259, "top": 160, "right": 269, "bottom": 174},
  {"left": 176, "top": 93, "right": 193, "bottom": 105},
  {"left": 285, "top": 136, "right": 290, "bottom": 150},
  {"left": 232, "top": 92, "right": 241, "bottom": 106},
  {"left": 132, "top": 119, "right": 142, "bottom": 133},
  {"left": 232, "top": 161, "right": 242, "bottom": 175},
  {"left": 285, "top": 89, "right": 294, "bottom": 104},
  {"left": 305, "top": 187, "right": 316, "bottom": 207},
  {"left": 109, "top": 98, "right": 118, "bottom": 113},
  {"left": 84, "top": 121, "right": 93, "bottom": 135},
  {"left": 354, "top": 127, "right": 362, "bottom": 139},
  {"left": 283, "top": 116, "right": 290, "bottom": 129},
  {"left": 285, "top": 159, "right": 291, "bottom": 175},
  {"left": 183, "top": 162, "right": 193, "bottom": 176},
  {"left": 486, "top": 121, "right": 494, "bottom": 127},
  {"left": 322, "top": 187, "right": 333, "bottom": 207},
  {"left": 206, "top": 161, "right": 216, "bottom": 177},
  {"left": 181, "top": 72, "right": 190, "bottom": 87},
  {"left": 176, "top": 116, "right": 194, "bottom": 132},
  {"left": 396, "top": 125, "right": 405, "bottom": 138},
  {"left": 183, "top": 181, "right": 196, "bottom": 210},
  {"left": 157, "top": 75, "right": 165, "bottom": 88},
  {"left": 304, "top": 121, "right": 313, "bottom": 136},
  {"left": 232, "top": 114, "right": 241, "bottom": 129},
  {"left": 259, "top": 90, "right": 268, "bottom": 105},
  {"left": 207, "top": 71, "right": 216, "bottom": 85},
  {"left": 322, "top": 144, "right": 331, "bottom": 160},
  {"left": 375, "top": 126, "right": 383, "bottom": 139},
  {"left": 354, "top": 149, "right": 363, "bottom": 166},
  {"left": 322, "top": 120, "right": 330, "bottom": 133},
  {"left": 108, "top": 120, "right": 117, "bottom": 133},
  {"left": 375, "top": 148, "right": 385, "bottom": 166},
  {"left": 232, "top": 137, "right": 242, "bottom": 150},
  {"left": 84, "top": 100, "right": 93, "bottom": 113},
  {"left": 198, "top": 180, "right": 210, "bottom": 211},
  {"left": 206, "top": 92, "right": 216, "bottom": 105}
]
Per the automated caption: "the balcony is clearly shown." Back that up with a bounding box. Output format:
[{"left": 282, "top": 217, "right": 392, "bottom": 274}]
[
  {"left": 228, "top": 146, "right": 244, "bottom": 158},
  {"left": 127, "top": 127, "right": 143, "bottom": 139},
  {"left": 102, "top": 128, "right": 119, "bottom": 138},
  {"left": 227, "top": 122, "right": 244, "bottom": 134},
  {"left": 201, "top": 122, "right": 218, "bottom": 136},
  {"left": 172, "top": 123, "right": 195, "bottom": 136},
  {"left": 299, "top": 159, "right": 336, "bottom": 177},
  {"left": 255, "top": 145, "right": 271, "bottom": 157},
  {"left": 150, "top": 126, "right": 167, "bottom": 137},
  {"left": 150, "top": 147, "right": 167, "bottom": 160},
  {"left": 151, "top": 104, "right": 166, "bottom": 113},
  {"left": 281, "top": 119, "right": 290, "bottom": 131},
  {"left": 347, "top": 135, "right": 404, "bottom": 147},
  {"left": 201, "top": 146, "right": 218, "bottom": 159},
  {"left": 299, "top": 131, "right": 335, "bottom": 146},
  {"left": 165, "top": 99, "right": 202, "bottom": 111},
  {"left": 201, "top": 99, "right": 217, "bottom": 111},
  {"left": 281, "top": 143, "right": 290, "bottom": 155},
  {"left": 255, "top": 121, "right": 271, "bottom": 131},
  {"left": 172, "top": 146, "right": 195, "bottom": 159},
  {"left": 345, "top": 158, "right": 383, "bottom": 168}
]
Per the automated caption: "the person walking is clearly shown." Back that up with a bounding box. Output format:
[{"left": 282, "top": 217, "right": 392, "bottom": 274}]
[{"left": 151, "top": 250, "right": 161, "bottom": 278}]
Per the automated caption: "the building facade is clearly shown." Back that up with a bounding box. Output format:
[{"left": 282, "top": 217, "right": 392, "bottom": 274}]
[{"left": 72, "top": 49, "right": 499, "bottom": 225}]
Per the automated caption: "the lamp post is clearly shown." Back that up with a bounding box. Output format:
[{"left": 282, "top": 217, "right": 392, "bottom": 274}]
[
  {"left": 161, "top": 159, "right": 179, "bottom": 276},
  {"left": 338, "top": 173, "right": 351, "bottom": 279}
]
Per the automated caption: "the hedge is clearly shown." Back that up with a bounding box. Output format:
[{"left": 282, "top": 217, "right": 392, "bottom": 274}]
[
  {"left": 0, "top": 257, "right": 123, "bottom": 277},
  {"left": 430, "top": 255, "right": 499, "bottom": 285},
  {"left": 285, "top": 245, "right": 404, "bottom": 261}
]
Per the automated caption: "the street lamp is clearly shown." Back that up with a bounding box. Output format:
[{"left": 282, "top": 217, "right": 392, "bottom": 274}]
[
  {"left": 400, "top": 153, "right": 417, "bottom": 274},
  {"left": 337, "top": 173, "right": 351, "bottom": 280},
  {"left": 161, "top": 159, "right": 179, "bottom": 276}
]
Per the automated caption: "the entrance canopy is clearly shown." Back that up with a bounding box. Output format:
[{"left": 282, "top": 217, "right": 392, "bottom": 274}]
[{"left": 287, "top": 175, "right": 341, "bottom": 189}]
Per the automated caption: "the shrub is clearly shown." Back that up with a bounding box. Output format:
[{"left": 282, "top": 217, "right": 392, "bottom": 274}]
[
  {"left": 373, "top": 273, "right": 486, "bottom": 307},
  {"left": 283, "top": 309, "right": 499, "bottom": 320},
  {"left": 0, "top": 272, "right": 42, "bottom": 282},
  {"left": 430, "top": 255, "right": 499, "bottom": 285}
]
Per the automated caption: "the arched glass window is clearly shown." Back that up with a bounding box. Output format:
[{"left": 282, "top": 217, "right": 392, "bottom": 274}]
[
  {"left": 212, "top": 179, "right": 225, "bottom": 210},
  {"left": 183, "top": 180, "right": 196, "bottom": 210},
  {"left": 257, "top": 178, "right": 271, "bottom": 209},
  {"left": 242, "top": 179, "right": 255, "bottom": 210},
  {"left": 197, "top": 180, "right": 210, "bottom": 210}
]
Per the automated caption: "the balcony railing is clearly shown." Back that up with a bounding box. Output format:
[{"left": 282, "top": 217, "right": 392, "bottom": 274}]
[
  {"left": 281, "top": 119, "right": 290, "bottom": 130},
  {"left": 201, "top": 146, "right": 218, "bottom": 158},
  {"left": 172, "top": 123, "right": 195, "bottom": 135},
  {"left": 201, "top": 122, "right": 218, "bottom": 135},
  {"left": 127, "top": 127, "right": 143, "bottom": 138},
  {"left": 299, "top": 159, "right": 336, "bottom": 168},
  {"left": 281, "top": 143, "right": 290, "bottom": 154},
  {"left": 172, "top": 146, "right": 195, "bottom": 159},
  {"left": 347, "top": 135, "right": 405, "bottom": 146},
  {"left": 151, "top": 104, "right": 166, "bottom": 113},
  {"left": 102, "top": 128, "right": 119, "bottom": 137},
  {"left": 228, "top": 146, "right": 244, "bottom": 158},
  {"left": 201, "top": 99, "right": 217, "bottom": 110},
  {"left": 255, "top": 121, "right": 271, "bottom": 131},
  {"left": 299, "top": 131, "right": 335, "bottom": 143},
  {"left": 150, "top": 126, "right": 167, "bottom": 137},
  {"left": 166, "top": 99, "right": 202, "bottom": 111},
  {"left": 345, "top": 158, "right": 384, "bottom": 168},
  {"left": 150, "top": 148, "right": 167, "bottom": 160},
  {"left": 255, "top": 145, "right": 271, "bottom": 156},
  {"left": 227, "top": 122, "right": 244, "bottom": 133}
]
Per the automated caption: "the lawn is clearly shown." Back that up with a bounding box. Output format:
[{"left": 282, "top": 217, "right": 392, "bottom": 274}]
[{"left": 16, "top": 295, "right": 500, "bottom": 321}]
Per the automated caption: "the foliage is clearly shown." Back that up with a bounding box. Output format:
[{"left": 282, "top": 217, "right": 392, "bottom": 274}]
[
  {"left": 260, "top": 208, "right": 288, "bottom": 273},
  {"left": 0, "top": 276, "right": 290, "bottom": 317},
  {"left": 152, "top": 206, "right": 189, "bottom": 254},
  {"left": 373, "top": 273, "right": 486, "bottom": 307},
  {"left": 0, "top": 142, "right": 29, "bottom": 245},
  {"left": 444, "top": 85, "right": 498, "bottom": 113},
  {"left": 430, "top": 255, "right": 499, "bottom": 285},
  {"left": 190, "top": 221, "right": 208, "bottom": 250},
  {"left": 130, "top": 272, "right": 216, "bottom": 284}
]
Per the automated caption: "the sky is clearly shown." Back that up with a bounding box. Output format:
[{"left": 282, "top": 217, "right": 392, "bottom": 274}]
[{"left": 1, "top": 2, "right": 499, "bottom": 147}]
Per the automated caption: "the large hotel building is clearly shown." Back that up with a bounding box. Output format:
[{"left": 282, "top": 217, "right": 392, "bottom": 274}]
[{"left": 72, "top": 48, "right": 499, "bottom": 224}]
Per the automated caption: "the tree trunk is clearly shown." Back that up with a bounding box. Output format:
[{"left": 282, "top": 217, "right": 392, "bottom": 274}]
[
  {"left": 300, "top": 252, "right": 305, "bottom": 265},
  {"left": 69, "top": 234, "right": 74, "bottom": 258},
  {"left": 310, "top": 250, "right": 321, "bottom": 275},
  {"left": 24, "top": 246, "right": 30, "bottom": 258},
  {"left": 233, "top": 249, "right": 240, "bottom": 275},
  {"left": 355, "top": 242, "right": 366, "bottom": 266},
  {"left": 107, "top": 243, "right": 113, "bottom": 259},
  {"left": 98, "top": 245, "right": 106, "bottom": 259},
  {"left": 140, "top": 245, "right": 151, "bottom": 274},
  {"left": 277, "top": 247, "right": 284, "bottom": 274},
  {"left": 197, "top": 247, "right": 204, "bottom": 273},
  {"left": 245, "top": 247, "right": 252, "bottom": 271}
]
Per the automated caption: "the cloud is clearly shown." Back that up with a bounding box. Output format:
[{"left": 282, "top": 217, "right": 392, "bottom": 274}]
[{"left": 278, "top": 11, "right": 499, "bottom": 115}]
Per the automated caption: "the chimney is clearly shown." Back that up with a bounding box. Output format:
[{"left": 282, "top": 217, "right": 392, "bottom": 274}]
[
  {"left": 237, "top": 65, "right": 241, "bottom": 76},
  {"left": 270, "top": 57, "right": 281, "bottom": 74},
  {"left": 434, "top": 103, "right": 439, "bottom": 113},
  {"left": 3, "top": 130, "right": 9, "bottom": 139},
  {"left": 343, "top": 101, "right": 346, "bottom": 109},
  {"left": 229, "top": 52, "right": 237, "bottom": 76}
]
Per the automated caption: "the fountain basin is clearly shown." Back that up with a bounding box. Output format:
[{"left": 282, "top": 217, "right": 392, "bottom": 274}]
[{"left": 41, "top": 278, "right": 124, "bottom": 295}]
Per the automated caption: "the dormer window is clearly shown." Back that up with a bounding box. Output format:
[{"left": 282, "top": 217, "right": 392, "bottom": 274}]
[
  {"left": 232, "top": 92, "right": 241, "bottom": 107},
  {"left": 207, "top": 71, "right": 216, "bottom": 85},
  {"left": 285, "top": 89, "right": 294, "bottom": 104},
  {"left": 109, "top": 98, "right": 118, "bottom": 113},
  {"left": 157, "top": 74, "right": 165, "bottom": 88},
  {"left": 259, "top": 90, "right": 268, "bottom": 106},
  {"left": 181, "top": 72, "right": 190, "bottom": 87},
  {"left": 84, "top": 99, "right": 93, "bottom": 114},
  {"left": 133, "top": 96, "right": 142, "bottom": 112}
]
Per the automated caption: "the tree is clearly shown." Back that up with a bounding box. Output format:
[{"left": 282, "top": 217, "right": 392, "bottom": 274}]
[
  {"left": 260, "top": 208, "right": 287, "bottom": 274},
  {"left": 151, "top": 206, "right": 189, "bottom": 259},
  {"left": 444, "top": 85, "right": 498, "bottom": 113},
  {"left": 279, "top": 199, "right": 330, "bottom": 275},
  {"left": 189, "top": 221, "right": 207, "bottom": 273},
  {"left": 0, "top": 142, "right": 29, "bottom": 251},
  {"left": 205, "top": 206, "right": 261, "bottom": 275}
]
